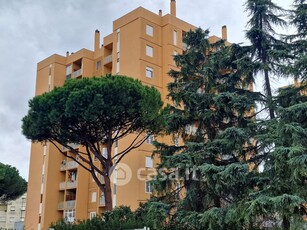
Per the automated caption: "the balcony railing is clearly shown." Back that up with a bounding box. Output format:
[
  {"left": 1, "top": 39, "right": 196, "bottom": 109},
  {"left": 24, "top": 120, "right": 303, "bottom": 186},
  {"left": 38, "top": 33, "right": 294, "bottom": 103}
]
[
  {"left": 66, "top": 180, "right": 77, "bottom": 189},
  {"left": 66, "top": 200, "right": 76, "bottom": 209},
  {"left": 58, "top": 201, "right": 64, "bottom": 210},
  {"left": 62, "top": 143, "right": 79, "bottom": 152},
  {"left": 67, "top": 161, "right": 78, "bottom": 170},
  {"left": 60, "top": 163, "right": 66, "bottom": 171},
  {"left": 72, "top": 69, "right": 82, "bottom": 78},
  {"left": 59, "top": 182, "right": 66, "bottom": 190},
  {"left": 99, "top": 196, "right": 106, "bottom": 206},
  {"left": 103, "top": 55, "right": 112, "bottom": 65}
]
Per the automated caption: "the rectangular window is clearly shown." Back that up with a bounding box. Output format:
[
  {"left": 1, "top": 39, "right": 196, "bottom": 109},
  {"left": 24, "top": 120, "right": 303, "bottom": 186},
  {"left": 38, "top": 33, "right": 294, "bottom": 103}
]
[
  {"left": 96, "top": 60, "right": 101, "bottom": 70},
  {"left": 66, "top": 65, "right": 72, "bottom": 76},
  {"left": 173, "top": 30, "right": 177, "bottom": 45},
  {"left": 10, "top": 206, "right": 16, "bottom": 212},
  {"left": 145, "top": 67, "right": 153, "bottom": 78},
  {"left": 91, "top": 192, "right": 97, "bottom": 202},
  {"left": 173, "top": 50, "right": 178, "bottom": 65},
  {"left": 146, "top": 45, "right": 153, "bottom": 57},
  {"left": 174, "top": 137, "right": 179, "bottom": 146},
  {"left": 64, "top": 209, "right": 75, "bottom": 223},
  {"left": 145, "top": 156, "right": 153, "bottom": 168},
  {"left": 145, "top": 181, "right": 153, "bottom": 193},
  {"left": 146, "top": 24, "right": 153, "bottom": 36},
  {"left": 146, "top": 133, "right": 154, "bottom": 144},
  {"left": 90, "top": 212, "right": 96, "bottom": 220},
  {"left": 116, "top": 62, "right": 120, "bottom": 73},
  {"left": 102, "top": 147, "right": 107, "bottom": 159}
]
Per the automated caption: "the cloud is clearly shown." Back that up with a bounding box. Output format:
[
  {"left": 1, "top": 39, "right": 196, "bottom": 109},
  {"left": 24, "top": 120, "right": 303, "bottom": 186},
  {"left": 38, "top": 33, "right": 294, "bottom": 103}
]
[{"left": 0, "top": 0, "right": 291, "bottom": 180}]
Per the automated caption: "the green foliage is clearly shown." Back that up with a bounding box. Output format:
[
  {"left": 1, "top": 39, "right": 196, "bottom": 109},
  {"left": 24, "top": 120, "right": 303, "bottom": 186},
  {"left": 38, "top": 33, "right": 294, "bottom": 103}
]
[
  {"left": 22, "top": 75, "right": 163, "bottom": 145},
  {"left": 0, "top": 162, "right": 27, "bottom": 202},
  {"left": 22, "top": 74, "right": 163, "bottom": 210},
  {"left": 50, "top": 205, "right": 162, "bottom": 230}
]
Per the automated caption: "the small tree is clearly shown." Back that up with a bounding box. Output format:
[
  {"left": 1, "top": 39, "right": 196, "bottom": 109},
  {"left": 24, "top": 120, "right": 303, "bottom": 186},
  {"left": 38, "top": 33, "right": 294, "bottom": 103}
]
[
  {"left": 22, "top": 75, "right": 163, "bottom": 211},
  {"left": 0, "top": 163, "right": 27, "bottom": 202}
]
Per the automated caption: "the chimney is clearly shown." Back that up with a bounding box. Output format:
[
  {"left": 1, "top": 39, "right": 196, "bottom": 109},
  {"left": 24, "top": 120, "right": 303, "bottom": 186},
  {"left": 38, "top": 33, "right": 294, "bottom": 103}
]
[
  {"left": 94, "top": 29, "right": 100, "bottom": 52},
  {"left": 170, "top": 0, "right": 176, "bottom": 17},
  {"left": 222, "top": 25, "right": 227, "bottom": 41},
  {"left": 159, "top": 9, "right": 162, "bottom": 16},
  {"left": 66, "top": 51, "right": 69, "bottom": 57}
]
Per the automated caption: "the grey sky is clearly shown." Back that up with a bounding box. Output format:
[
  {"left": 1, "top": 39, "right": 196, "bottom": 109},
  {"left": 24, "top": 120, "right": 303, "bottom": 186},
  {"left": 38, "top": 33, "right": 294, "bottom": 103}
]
[{"left": 0, "top": 0, "right": 292, "bottom": 180}]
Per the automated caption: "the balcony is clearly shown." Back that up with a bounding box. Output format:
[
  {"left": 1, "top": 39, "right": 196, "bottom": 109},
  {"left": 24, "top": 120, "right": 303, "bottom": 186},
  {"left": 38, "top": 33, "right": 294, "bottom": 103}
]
[
  {"left": 60, "top": 163, "right": 66, "bottom": 171},
  {"left": 67, "top": 161, "right": 78, "bottom": 170},
  {"left": 99, "top": 196, "right": 105, "bottom": 207},
  {"left": 65, "top": 200, "right": 76, "bottom": 209},
  {"left": 58, "top": 201, "right": 64, "bottom": 210},
  {"left": 62, "top": 143, "right": 79, "bottom": 152},
  {"left": 66, "top": 180, "right": 77, "bottom": 189},
  {"left": 72, "top": 69, "right": 82, "bottom": 79},
  {"left": 104, "top": 55, "right": 112, "bottom": 65},
  {"left": 59, "top": 182, "right": 66, "bottom": 190}
]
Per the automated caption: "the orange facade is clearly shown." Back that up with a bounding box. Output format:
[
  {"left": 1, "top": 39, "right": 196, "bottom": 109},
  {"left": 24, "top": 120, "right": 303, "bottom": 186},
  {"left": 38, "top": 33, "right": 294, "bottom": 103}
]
[{"left": 25, "top": 1, "right": 227, "bottom": 229}]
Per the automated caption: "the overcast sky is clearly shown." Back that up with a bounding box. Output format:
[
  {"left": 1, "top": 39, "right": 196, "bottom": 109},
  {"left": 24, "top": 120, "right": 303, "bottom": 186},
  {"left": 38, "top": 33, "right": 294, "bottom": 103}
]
[{"left": 0, "top": 0, "right": 293, "bottom": 180}]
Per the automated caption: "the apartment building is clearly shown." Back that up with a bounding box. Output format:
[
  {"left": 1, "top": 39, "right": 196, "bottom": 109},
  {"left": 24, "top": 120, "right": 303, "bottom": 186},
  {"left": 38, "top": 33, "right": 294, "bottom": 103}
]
[
  {"left": 25, "top": 1, "right": 228, "bottom": 229},
  {"left": 0, "top": 193, "right": 26, "bottom": 230}
]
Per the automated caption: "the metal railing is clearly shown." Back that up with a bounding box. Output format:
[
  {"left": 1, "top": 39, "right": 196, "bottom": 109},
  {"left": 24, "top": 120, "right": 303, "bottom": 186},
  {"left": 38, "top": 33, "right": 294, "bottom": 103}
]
[
  {"left": 99, "top": 196, "right": 105, "bottom": 206},
  {"left": 67, "top": 161, "right": 78, "bottom": 170},
  {"left": 59, "top": 182, "right": 66, "bottom": 190},
  {"left": 72, "top": 69, "right": 82, "bottom": 78},
  {"left": 66, "top": 200, "right": 76, "bottom": 209},
  {"left": 66, "top": 180, "right": 77, "bottom": 189},
  {"left": 58, "top": 202, "right": 64, "bottom": 210},
  {"left": 103, "top": 55, "right": 112, "bottom": 65}
]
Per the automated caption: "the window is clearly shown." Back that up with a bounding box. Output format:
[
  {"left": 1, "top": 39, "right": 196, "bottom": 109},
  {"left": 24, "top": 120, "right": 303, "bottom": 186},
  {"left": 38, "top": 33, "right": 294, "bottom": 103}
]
[
  {"left": 146, "top": 133, "right": 154, "bottom": 144},
  {"left": 9, "top": 217, "right": 15, "bottom": 222},
  {"left": 146, "top": 24, "right": 153, "bottom": 36},
  {"left": 145, "top": 181, "right": 153, "bottom": 193},
  {"left": 116, "top": 62, "right": 120, "bottom": 73},
  {"left": 102, "top": 147, "right": 107, "bottom": 159},
  {"left": 96, "top": 60, "right": 101, "bottom": 70},
  {"left": 146, "top": 67, "right": 153, "bottom": 78},
  {"left": 91, "top": 192, "right": 97, "bottom": 202},
  {"left": 64, "top": 209, "right": 75, "bottom": 223},
  {"left": 66, "top": 65, "right": 72, "bottom": 76},
  {"left": 173, "top": 30, "right": 177, "bottom": 45},
  {"left": 173, "top": 50, "right": 178, "bottom": 65},
  {"left": 10, "top": 206, "right": 16, "bottom": 212},
  {"left": 174, "top": 137, "right": 179, "bottom": 146},
  {"left": 146, "top": 45, "right": 153, "bottom": 57},
  {"left": 48, "top": 64, "right": 52, "bottom": 75},
  {"left": 145, "top": 156, "right": 153, "bottom": 168},
  {"left": 90, "top": 212, "right": 96, "bottom": 220}
]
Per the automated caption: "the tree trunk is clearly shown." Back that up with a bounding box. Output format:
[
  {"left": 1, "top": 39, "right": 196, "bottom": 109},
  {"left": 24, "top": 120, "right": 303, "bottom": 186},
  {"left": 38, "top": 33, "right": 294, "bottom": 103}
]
[
  {"left": 264, "top": 69, "right": 275, "bottom": 119},
  {"left": 282, "top": 215, "right": 290, "bottom": 230},
  {"left": 103, "top": 174, "right": 113, "bottom": 211}
]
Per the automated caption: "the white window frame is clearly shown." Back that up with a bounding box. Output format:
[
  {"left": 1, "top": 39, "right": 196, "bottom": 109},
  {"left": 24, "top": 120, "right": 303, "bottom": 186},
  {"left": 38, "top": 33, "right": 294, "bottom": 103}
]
[
  {"left": 146, "top": 24, "right": 153, "bottom": 36},
  {"left": 145, "top": 181, "right": 153, "bottom": 193},
  {"left": 146, "top": 45, "right": 153, "bottom": 57},
  {"left": 146, "top": 133, "right": 154, "bottom": 144},
  {"left": 173, "top": 30, "right": 177, "bottom": 45},
  {"left": 96, "top": 60, "right": 101, "bottom": 70},
  {"left": 146, "top": 66, "right": 153, "bottom": 78},
  {"left": 91, "top": 192, "right": 97, "bottom": 202},
  {"left": 90, "top": 212, "right": 96, "bottom": 220},
  {"left": 145, "top": 156, "right": 153, "bottom": 168}
]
